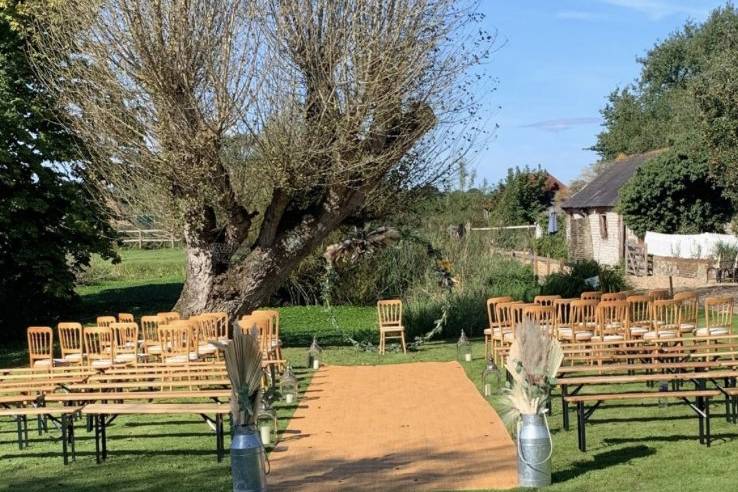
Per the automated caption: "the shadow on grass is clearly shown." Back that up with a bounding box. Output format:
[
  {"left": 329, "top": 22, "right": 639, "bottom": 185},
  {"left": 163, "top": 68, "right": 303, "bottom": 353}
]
[
  {"left": 553, "top": 445, "right": 656, "bottom": 483},
  {"left": 78, "top": 282, "right": 183, "bottom": 322}
]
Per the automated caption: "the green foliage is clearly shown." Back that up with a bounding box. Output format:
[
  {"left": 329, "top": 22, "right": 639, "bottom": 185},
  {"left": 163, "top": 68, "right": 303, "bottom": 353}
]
[
  {"left": 618, "top": 147, "right": 733, "bottom": 237},
  {"left": 487, "top": 167, "right": 553, "bottom": 226},
  {"left": 277, "top": 306, "right": 377, "bottom": 347},
  {"left": 594, "top": 4, "right": 738, "bottom": 204},
  {"left": 0, "top": 3, "right": 116, "bottom": 340},
  {"left": 540, "top": 261, "right": 627, "bottom": 298}
]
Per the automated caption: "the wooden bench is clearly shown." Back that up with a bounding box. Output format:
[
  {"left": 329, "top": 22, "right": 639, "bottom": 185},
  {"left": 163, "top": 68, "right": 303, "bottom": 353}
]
[
  {"left": 0, "top": 406, "right": 82, "bottom": 464},
  {"left": 82, "top": 403, "right": 230, "bottom": 463},
  {"left": 44, "top": 390, "right": 231, "bottom": 404},
  {"left": 558, "top": 369, "right": 738, "bottom": 430},
  {"left": 67, "top": 378, "right": 230, "bottom": 392},
  {"left": 566, "top": 390, "right": 719, "bottom": 451}
]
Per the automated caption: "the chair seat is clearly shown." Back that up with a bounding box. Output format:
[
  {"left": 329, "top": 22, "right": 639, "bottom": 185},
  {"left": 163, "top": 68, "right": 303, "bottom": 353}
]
[
  {"left": 114, "top": 354, "right": 137, "bottom": 364},
  {"left": 679, "top": 323, "right": 696, "bottom": 333},
  {"left": 696, "top": 327, "right": 730, "bottom": 337},
  {"left": 380, "top": 325, "right": 404, "bottom": 332},
  {"left": 62, "top": 353, "right": 83, "bottom": 362},
  {"left": 198, "top": 343, "right": 217, "bottom": 355},
  {"left": 643, "top": 331, "right": 677, "bottom": 340},
  {"left": 91, "top": 359, "right": 113, "bottom": 369},
  {"left": 164, "top": 355, "right": 190, "bottom": 364},
  {"left": 630, "top": 326, "right": 648, "bottom": 335},
  {"left": 503, "top": 332, "right": 516, "bottom": 342},
  {"left": 557, "top": 328, "right": 592, "bottom": 341},
  {"left": 147, "top": 344, "right": 162, "bottom": 354},
  {"left": 591, "top": 335, "right": 625, "bottom": 342}
]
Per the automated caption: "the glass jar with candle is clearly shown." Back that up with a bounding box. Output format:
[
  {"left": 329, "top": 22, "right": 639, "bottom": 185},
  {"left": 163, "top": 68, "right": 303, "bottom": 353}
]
[
  {"left": 256, "top": 407, "right": 277, "bottom": 447},
  {"left": 307, "top": 336, "right": 321, "bottom": 370},
  {"left": 281, "top": 365, "right": 299, "bottom": 404},
  {"left": 481, "top": 355, "right": 501, "bottom": 397},
  {"left": 457, "top": 329, "right": 472, "bottom": 362}
]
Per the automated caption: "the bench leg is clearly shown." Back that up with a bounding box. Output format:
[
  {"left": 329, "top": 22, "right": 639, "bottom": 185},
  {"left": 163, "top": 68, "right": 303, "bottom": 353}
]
[
  {"left": 705, "top": 398, "right": 710, "bottom": 448},
  {"left": 94, "top": 415, "right": 101, "bottom": 464},
  {"left": 577, "top": 402, "right": 586, "bottom": 452},
  {"left": 215, "top": 413, "right": 224, "bottom": 462},
  {"left": 101, "top": 414, "right": 107, "bottom": 460},
  {"left": 62, "top": 414, "right": 69, "bottom": 465},
  {"left": 562, "top": 385, "right": 569, "bottom": 431},
  {"left": 697, "top": 396, "right": 705, "bottom": 445},
  {"left": 70, "top": 416, "right": 76, "bottom": 462},
  {"left": 16, "top": 415, "right": 23, "bottom": 450}
]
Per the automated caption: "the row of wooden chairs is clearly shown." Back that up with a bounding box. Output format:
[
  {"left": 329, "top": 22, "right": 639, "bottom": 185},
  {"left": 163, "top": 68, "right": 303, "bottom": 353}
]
[
  {"left": 27, "top": 311, "right": 229, "bottom": 369},
  {"left": 485, "top": 291, "right": 734, "bottom": 362}
]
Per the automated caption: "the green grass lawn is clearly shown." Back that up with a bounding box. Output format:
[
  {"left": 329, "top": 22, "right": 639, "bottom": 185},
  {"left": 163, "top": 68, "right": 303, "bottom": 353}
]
[
  {"left": 2, "top": 341, "right": 738, "bottom": 491},
  {"left": 4, "top": 248, "right": 738, "bottom": 490}
]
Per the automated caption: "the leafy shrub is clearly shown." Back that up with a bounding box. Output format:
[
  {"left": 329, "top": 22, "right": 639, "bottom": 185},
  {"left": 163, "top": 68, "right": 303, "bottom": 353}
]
[{"left": 540, "top": 260, "right": 627, "bottom": 298}]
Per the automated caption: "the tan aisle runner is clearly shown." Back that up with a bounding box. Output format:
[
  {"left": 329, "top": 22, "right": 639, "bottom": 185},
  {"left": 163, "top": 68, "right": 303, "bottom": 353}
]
[{"left": 269, "top": 361, "right": 518, "bottom": 491}]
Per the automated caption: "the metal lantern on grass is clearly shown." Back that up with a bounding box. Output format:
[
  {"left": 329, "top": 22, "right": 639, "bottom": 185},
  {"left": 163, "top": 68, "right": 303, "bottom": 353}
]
[
  {"left": 307, "top": 336, "right": 321, "bottom": 370},
  {"left": 482, "top": 355, "right": 501, "bottom": 397},
  {"left": 456, "top": 330, "right": 472, "bottom": 362},
  {"left": 281, "top": 365, "right": 299, "bottom": 404}
]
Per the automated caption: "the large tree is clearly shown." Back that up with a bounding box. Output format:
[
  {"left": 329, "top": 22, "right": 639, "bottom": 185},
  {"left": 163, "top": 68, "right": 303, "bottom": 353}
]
[
  {"left": 0, "top": 1, "right": 116, "bottom": 339},
  {"left": 618, "top": 146, "right": 734, "bottom": 237},
  {"left": 35, "top": 0, "right": 492, "bottom": 318}
]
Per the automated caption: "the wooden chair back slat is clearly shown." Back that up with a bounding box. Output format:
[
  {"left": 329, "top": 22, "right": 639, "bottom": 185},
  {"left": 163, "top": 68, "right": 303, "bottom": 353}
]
[
  {"left": 377, "top": 300, "right": 402, "bottom": 327},
  {"left": 486, "top": 296, "right": 513, "bottom": 327},
  {"left": 533, "top": 295, "right": 561, "bottom": 307},
  {"left": 96, "top": 316, "right": 116, "bottom": 328},
  {"left": 58, "top": 322, "right": 83, "bottom": 361},
  {"left": 84, "top": 327, "right": 115, "bottom": 368},
  {"left": 580, "top": 291, "right": 602, "bottom": 301},
  {"left": 705, "top": 296, "right": 734, "bottom": 330},
  {"left": 118, "top": 313, "right": 135, "bottom": 323}
]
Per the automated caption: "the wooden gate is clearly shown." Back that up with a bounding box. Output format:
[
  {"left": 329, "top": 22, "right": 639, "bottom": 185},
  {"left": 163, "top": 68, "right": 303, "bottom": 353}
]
[{"left": 626, "top": 241, "right": 652, "bottom": 276}]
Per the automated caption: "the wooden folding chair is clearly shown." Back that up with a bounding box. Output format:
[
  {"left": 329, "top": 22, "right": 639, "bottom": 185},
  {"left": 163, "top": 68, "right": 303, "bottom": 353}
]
[
  {"left": 84, "top": 327, "right": 115, "bottom": 370},
  {"left": 377, "top": 299, "right": 407, "bottom": 354},
  {"left": 27, "top": 326, "right": 55, "bottom": 369},
  {"left": 140, "top": 315, "right": 162, "bottom": 361},
  {"left": 592, "top": 300, "right": 628, "bottom": 342},
  {"left": 560, "top": 300, "right": 596, "bottom": 343},
  {"left": 626, "top": 295, "right": 651, "bottom": 339},
  {"left": 580, "top": 291, "right": 602, "bottom": 301},
  {"left": 96, "top": 316, "right": 116, "bottom": 328},
  {"left": 645, "top": 299, "right": 679, "bottom": 340},
  {"left": 523, "top": 304, "right": 555, "bottom": 334},
  {"left": 648, "top": 289, "right": 670, "bottom": 302},
  {"left": 157, "top": 312, "right": 181, "bottom": 324},
  {"left": 553, "top": 298, "right": 576, "bottom": 340},
  {"left": 485, "top": 296, "right": 513, "bottom": 359},
  {"left": 252, "top": 310, "right": 283, "bottom": 370},
  {"left": 58, "top": 322, "right": 84, "bottom": 366},
  {"left": 698, "top": 296, "right": 734, "bottom": 337},
  {"left": 118, "top": 313, "right": 135, "bottom": 323},
  {"left": 210, "top": 311, "right": 229, "bottom": 341},
  {"left": 674, "top": 291, "right": 698, "bottom": 334},
  {"left": 533, "top": 295, "right": 561, "bottom": 307},
  {"left": 601, "top": 292, "right": 626, "bottom": 302},
  {"left": 110, "top": 322, "right": 139, "bottom": 365},
  {"left": 158, "top": 322, "right": 192, "bottom": 364},
  {"left": 190, "top": 315, "right": 219, "bottom": 360}
]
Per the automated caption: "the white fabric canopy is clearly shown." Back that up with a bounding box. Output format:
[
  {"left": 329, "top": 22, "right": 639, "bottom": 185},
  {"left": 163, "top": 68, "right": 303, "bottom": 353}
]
[{"left": 644, "top": 231, "right": 738, "bottom": 259}]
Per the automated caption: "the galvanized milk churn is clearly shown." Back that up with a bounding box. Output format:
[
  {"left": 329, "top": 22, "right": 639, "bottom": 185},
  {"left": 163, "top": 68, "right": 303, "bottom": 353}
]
[
  {"left": 517, "top": 413, "right": 552, "bottom": 487},
  {"left": 231, "top": 425, "right": 268, "bottom": 492}
]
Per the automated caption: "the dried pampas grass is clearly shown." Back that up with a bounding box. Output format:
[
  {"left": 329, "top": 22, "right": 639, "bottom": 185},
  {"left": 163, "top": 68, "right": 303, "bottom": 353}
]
[{"left": 500, "top": 319, "right": 563, "bottom": 428}]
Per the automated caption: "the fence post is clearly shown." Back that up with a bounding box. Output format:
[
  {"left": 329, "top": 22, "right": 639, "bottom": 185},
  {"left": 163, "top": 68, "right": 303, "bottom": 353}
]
[{"left": 137, "top": 230, "right": 143, "bottom": 249}]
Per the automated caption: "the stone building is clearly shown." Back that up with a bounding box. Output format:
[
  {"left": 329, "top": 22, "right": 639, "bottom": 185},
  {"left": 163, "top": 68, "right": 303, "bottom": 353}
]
[{"left": 561, "top": 151, "right": 661, "bottom": 266}]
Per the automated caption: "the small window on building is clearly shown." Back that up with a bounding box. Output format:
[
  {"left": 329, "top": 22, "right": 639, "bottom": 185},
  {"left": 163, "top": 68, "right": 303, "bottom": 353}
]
[{"left": 599, "top": 214, "right": 608, "bottom": 240}]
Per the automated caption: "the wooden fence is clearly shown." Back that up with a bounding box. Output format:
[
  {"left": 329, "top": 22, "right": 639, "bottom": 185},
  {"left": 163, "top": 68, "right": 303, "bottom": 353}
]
[
  {"left": 495, "top": 249, "right": 567, "bottom": 278},
  {"left": 117, "top": 229, "right": 179, "bottom": 248}
]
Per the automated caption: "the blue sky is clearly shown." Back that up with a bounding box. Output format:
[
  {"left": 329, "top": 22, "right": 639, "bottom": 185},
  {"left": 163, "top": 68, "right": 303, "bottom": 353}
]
[{"left": 472, "top": 0, "right": 727, "bottom": 187}]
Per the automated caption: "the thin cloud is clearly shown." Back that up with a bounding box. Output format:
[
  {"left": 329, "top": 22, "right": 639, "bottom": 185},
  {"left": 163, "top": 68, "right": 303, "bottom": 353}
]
[
  {"left": 521, "top": 117, "right": 602, "bottom": 133},
  {"left": 600, "top": 0, "right": 709, "bottom": 20},
  {"left": 555, "top": 10, "right": 605, "bottom": 21}
]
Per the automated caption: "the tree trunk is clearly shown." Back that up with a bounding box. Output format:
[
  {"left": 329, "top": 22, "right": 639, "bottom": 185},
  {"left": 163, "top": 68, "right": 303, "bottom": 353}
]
[{"left": 174, "top": 188, "right": 366, "bottom": 322}]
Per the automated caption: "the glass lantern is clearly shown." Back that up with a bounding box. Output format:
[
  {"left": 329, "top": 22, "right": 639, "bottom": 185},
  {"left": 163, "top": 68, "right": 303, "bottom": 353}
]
[
  {"left": 307, "top": 336, "right": 321, "bottom": 370},
  {"left": 257, "top": 406, "right": 277, "bottom": 447},
  {"left": 481, "top": 355, "right": 501, "bottom": 397},
  {"left": 456, "top": 329, "right": 472, "bottom": 362},
  {"left": 281, "top": 365, "right": 299, "bottom": 404}
]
